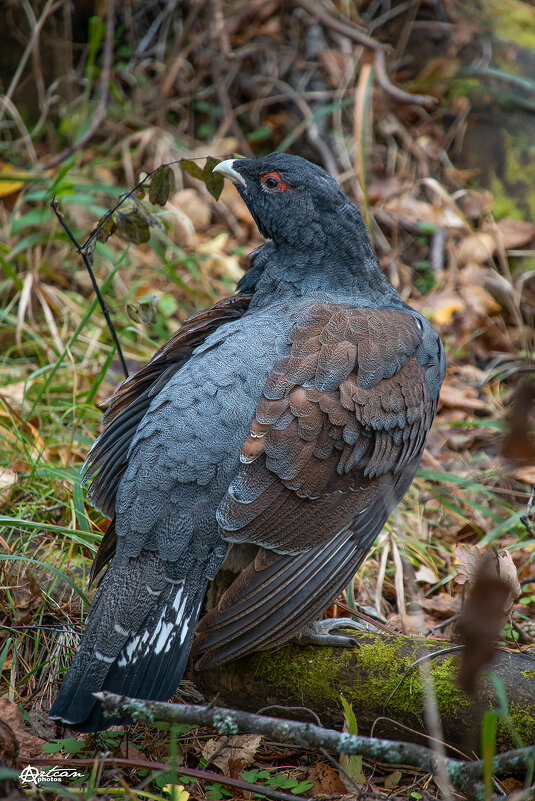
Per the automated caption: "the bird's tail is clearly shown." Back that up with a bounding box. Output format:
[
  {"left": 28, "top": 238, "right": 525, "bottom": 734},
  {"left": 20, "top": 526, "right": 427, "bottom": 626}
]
[{"left": 50, "top": 551, "right": 205, "bottom": 732}]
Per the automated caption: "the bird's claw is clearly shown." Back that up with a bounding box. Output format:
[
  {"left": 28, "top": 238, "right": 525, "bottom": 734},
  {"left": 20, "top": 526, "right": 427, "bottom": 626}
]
[{"left": 295, "top": 617, "right": 373, "bottom": 647}]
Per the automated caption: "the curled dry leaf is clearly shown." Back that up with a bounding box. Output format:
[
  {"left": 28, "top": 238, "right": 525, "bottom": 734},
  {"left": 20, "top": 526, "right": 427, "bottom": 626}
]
[
  {"left": 419, "top": 289, "right": 466, "bottom": 325},
  {"left": 201, "top": 734, "right": 262, "bottom": 776},
  {"left": 496, "top": 550, "right": 522, "bottom": 616},
  {"left": 0, "top": 698, "right": 47, "bottom": 760},
  {"left": 455, "top": 543, "right": 483, "bottom": 586},
  {"left": 455, "top": 545, "right": 521, "bottom": 616}
]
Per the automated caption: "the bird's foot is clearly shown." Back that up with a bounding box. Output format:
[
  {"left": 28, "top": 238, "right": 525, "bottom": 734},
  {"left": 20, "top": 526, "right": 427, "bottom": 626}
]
[{"left": 295, "top": 617, "right": 372, "bottom": 648}]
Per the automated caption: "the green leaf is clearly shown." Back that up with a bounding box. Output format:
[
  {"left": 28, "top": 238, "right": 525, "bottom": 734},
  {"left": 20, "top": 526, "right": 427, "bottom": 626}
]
[
  {"left": 42, "top": 737, "right": 84, "bottom": 755},
  {"left": 340, "top": 695, "right": 365, "bottom": 786},
  {"left": 291, "top": 781, "right": 314, "bottom": 793},
  {"left": 115, "top": 208, "right": 151, "bottom": 244},
  {"left": 340, "top": 695, "right": 358, "bottom": 735},
  {"left": 180, "top": 157, "right": 224, "bottom": 200},
  {"left": 149, "top": 165, "right": 175, "bottom": 206},
  {"left": 481, "top": 710, "right": 498, "bottom": 798}
]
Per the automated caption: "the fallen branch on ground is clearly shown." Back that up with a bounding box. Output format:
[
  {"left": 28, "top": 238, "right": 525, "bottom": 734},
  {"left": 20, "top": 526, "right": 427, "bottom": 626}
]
[{"left": 94, "top": 692, "right": 535, "bottom": 798}]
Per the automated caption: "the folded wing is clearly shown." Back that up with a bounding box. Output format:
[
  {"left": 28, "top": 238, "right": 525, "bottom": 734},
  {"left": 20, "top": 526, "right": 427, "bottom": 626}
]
[{"left": 193, "top": 303, "right": 443, "bottom": 666}]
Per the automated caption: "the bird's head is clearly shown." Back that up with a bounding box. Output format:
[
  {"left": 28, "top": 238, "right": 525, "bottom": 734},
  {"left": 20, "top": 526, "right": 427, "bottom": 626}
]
[{"left": 213, "top": 153, "right": 351, "bottom": 248}]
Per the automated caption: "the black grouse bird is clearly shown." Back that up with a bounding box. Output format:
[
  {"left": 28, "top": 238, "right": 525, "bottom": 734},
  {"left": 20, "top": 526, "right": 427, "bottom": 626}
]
[{"left": 50, "top": 153, "right": 445, "bottom": 731}]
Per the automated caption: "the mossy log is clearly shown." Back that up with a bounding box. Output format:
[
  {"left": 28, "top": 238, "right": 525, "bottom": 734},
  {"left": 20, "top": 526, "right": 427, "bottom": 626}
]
[{"left": 193, "top": 631, "right": 535, "bottom": 754}]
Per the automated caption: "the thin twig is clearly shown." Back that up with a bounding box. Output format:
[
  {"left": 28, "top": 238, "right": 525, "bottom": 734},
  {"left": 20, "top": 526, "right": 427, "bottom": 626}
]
[
  {"left": 295, "top": 0, "right": 436, "bottom": 107},
  {"left": 29, "top": 756, "right": 305, "bottom": 801},
  {"left": 50, "top": 200, "right": 129, "bottom": 380},
  {"left": 0, "top": 0, "right": 61, "bottom": 126},
  {"left": 520, "top": 485, "right": 535, "bottom": 537},
  {"left": 43, "top": 0, "right": 116, "bottom": 169},
  {"left": 93, "top": 693, "right": 535, "bottom": 795}
]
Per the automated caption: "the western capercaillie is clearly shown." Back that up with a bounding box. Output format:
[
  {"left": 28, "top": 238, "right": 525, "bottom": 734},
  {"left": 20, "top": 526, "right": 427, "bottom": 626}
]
[{"left": 50, "top": 153, "right": 445, "bottom": 731}]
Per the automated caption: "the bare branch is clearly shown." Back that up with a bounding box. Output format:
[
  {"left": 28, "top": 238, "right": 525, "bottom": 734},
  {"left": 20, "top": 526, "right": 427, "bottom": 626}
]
[
  {"left": 296, "top": 0, "right": 436, "bottom": 108},
  {"left": 94, "top": 692, "right": 535, "bottom": 796}
]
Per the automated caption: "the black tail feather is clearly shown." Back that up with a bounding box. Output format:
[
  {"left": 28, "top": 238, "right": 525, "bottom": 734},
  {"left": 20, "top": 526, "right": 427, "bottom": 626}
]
[{"left": 50, "top": 553, "right": 205, "bottom": 732}]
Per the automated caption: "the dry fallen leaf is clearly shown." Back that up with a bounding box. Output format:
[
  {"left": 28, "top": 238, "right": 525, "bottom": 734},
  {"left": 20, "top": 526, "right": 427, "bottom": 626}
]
[
  {"left": 309, "top": 761, "right": 347, "bottom": 796},
  {"left": 197, "top": 232, "right": 244, "bottom": 282},
  {"left": 173, "top": 188, "right": 211, "bottom": 231},
  {"left": 420, "top": 592, "right": 461, "bottom": 617},
  {"left": 0, "top": 698, "right": 47, "bottom": 759},
  {"left": 438, "top": 384, "right": 489, "bottom": 412},
  {"left": 457, "top": 232, "right": 495, "bottom": 266},
  {"left": 496, "top": 550, "right": 521, "bottom": 616},
  {"left": 415, "top": 564, "right": 438, "bottom": 584},
  {"left": 455, "top": 544, "right": 483, "bottom": 586},
  {"left": 420, "top": 289, "right": 466, "bottom": 324},
  {"left": 201, "top": 734, "right": 261, "bottom": 776},
  {"left": 455, "top": 545, "right": 520, "bottom": 617},
  {"left": 502, "top": 379, "right": 535, "bottom": 464},
  {"left": 494, "top": 217, "right": 535, "bottom": 250},
  {"left": 0, "top": 467, "right": 17, "bottom": 511}
]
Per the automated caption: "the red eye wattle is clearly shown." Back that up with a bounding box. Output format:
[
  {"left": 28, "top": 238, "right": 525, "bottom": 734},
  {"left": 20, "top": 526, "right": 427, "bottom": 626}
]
[{"left": 260, "top": 171, "right": 292, "bottom": 192}]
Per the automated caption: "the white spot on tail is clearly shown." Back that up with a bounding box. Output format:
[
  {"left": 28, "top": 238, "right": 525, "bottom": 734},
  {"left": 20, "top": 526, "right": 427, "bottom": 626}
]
[
  {"left": 114, "top": 622, "right": 130, "bottom": 636},
  {"left": 95, "top": 650, "right": 115, "bottom": 664}
]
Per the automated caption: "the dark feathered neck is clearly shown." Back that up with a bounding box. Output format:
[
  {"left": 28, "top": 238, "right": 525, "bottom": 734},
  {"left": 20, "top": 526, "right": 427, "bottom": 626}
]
[{"left": 243, "top": 202, "right": 402, "bottom": 309}]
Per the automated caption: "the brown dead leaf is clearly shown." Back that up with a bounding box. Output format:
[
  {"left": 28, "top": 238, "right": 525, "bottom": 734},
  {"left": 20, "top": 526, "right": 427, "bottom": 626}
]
[
  {"left": 455, "top": 545, "right": 522, "bottom": 615},
  {"left": 0, "top": 698, "right": 48, "bottom": 759},
  {"left": 0, "top": 381, "right": 28, "bottom": 411},
  {"left": 495, "top": 550, "right": 521, "bottom": 616},
  {"left": 384, "top": 193, "right": 466, "bottom": 230},
  {"left": 438, "top": 384, "right": 489, "bottom": 412},
  {"left": 459, "top": 266, "right": 503, "bottom": 316},
  {"left": 514, "top": 464, "right": 535, "bottom": 484},
  {"left": 459, "top": 190, "right": 494, "bottom": 221},
  {"left": 173, "top": 189, "right": 211, "bottom": 231},
  {"left": 494, "top": 217, "right": 535, "bottom": 250},
  {"left": 419, "top": 592, "right": 461, "bottom": 618},
  {"left": 420, "top": 289, "right": 466, "bottom": 325},
  {"left": 455, "top": 544, "right": 483, "bottom": 586},
  {"left": 201, "top": 734, "right": 261, "bottom": 777},
  {"left": 457, "top": 232, "right": 495, "bottom": 266},
  {"left": 309, "top": 762, "right": 347, "bottom": 796}
]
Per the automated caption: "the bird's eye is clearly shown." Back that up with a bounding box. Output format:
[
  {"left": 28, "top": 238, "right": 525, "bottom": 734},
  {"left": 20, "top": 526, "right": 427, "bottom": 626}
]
[{"left": 260, "top": 171, "right": 292, "bottom": 192}]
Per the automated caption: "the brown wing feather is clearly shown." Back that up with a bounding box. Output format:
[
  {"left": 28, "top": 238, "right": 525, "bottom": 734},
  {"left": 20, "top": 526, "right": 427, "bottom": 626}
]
[{"left": 194, "top": 303, "right": 440, "bottom": 666}]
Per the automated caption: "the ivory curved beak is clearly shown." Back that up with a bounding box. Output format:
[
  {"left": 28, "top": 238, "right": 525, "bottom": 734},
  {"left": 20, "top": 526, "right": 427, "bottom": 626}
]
[{"left": 212, "top": 159, "right": 247, "bottom": 188}]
